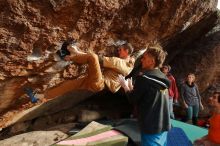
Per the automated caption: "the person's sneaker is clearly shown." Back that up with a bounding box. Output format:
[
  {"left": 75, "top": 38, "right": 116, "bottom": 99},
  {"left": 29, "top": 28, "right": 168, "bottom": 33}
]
[{"left": 23, "top": 87, "right": 39, "bottom": 103}]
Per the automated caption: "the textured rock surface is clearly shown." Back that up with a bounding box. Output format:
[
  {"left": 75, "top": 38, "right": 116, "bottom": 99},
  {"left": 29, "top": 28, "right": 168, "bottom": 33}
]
[
  {"left": 165, "top": 11, "right": 220, "bottom": 90},
  {"left": 0, "top": 130, "right": 68, "bottom": 146},
  {"left": 0, "top": 0, "right": 219, "bottom": 130},
  {"left": 0, "top": 0, "right": 217, "bottom": 81}
]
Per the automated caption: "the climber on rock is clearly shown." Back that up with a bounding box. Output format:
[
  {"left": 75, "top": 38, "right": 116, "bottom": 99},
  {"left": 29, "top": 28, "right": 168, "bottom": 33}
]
[{"left": 25, "top": 40, "right": 135, "bottom": 102}]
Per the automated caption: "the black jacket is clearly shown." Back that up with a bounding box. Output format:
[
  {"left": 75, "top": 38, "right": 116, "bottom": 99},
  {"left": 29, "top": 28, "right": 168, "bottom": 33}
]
[{"left": 127, "top": 69, "right": 171, "bottom": 134}]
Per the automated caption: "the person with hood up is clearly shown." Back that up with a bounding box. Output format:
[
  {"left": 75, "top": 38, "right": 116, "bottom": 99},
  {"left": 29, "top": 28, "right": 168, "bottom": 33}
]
[{"left": 118, "top": 43, "right": 171, "bottom": 146}]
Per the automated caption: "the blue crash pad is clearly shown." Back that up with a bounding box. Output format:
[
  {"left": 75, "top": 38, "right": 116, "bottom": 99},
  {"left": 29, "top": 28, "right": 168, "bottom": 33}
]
[
  {"left": 171, "top": 119, "right": 208, "bottom": 143},
  {"left": 167, "top": 127, "right": 192, "bottom": 146}
]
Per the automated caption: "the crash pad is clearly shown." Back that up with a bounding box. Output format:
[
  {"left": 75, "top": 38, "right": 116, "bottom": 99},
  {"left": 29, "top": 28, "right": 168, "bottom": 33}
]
[
  {"left": 54, "top": 121, "right": 128, "bottom": 146},
  {"left": 167, "top": 127, "right": 192, "bottom": 146},
  {"left": 171, "top": 119, "right": 208, "bottom": 143}
]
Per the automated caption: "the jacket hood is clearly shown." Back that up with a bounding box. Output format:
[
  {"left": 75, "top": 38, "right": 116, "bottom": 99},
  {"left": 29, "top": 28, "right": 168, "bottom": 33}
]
[{"left": 142, "top": 69, "right": 170, "bottom": 89}]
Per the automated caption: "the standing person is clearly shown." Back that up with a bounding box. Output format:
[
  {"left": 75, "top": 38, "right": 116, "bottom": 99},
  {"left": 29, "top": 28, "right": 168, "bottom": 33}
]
[
  {"left": 119, "top": 44, "right": 171, "bottom": 146},
  {"left": 29, "top": 40, "right": 135, "bottom": 101},
  {"left": 194, "top": 91, "right": 220, "bottom": 146},
  {"left": 161, "top": 65, "right": 179, "bottom": 119},
  {"left": 181, "top": 73, "right": 204, "bottom": 125}
]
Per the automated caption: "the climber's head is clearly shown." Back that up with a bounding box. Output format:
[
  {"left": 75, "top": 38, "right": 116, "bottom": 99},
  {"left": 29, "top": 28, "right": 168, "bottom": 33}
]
[{"left": 118, "top": 43, "right": 133, "bottom": 59}]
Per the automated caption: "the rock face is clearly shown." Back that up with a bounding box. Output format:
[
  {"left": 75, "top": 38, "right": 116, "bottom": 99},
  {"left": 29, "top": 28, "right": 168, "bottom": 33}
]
[
  {"left": 0, "top": 131, "right": 68, "bottom": 146},
  {"left": 165, "top": 11, "right": 220, "bottom": 91},
  {"left": 0, "top": 0, "right": 219, "bottom": 129}
]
